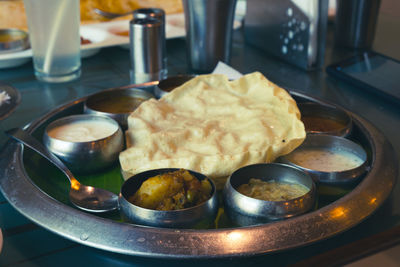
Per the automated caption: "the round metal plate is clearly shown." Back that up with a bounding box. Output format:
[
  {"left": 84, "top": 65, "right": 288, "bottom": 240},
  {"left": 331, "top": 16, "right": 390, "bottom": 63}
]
[{"left": 0, "top": 91, "right": 397, "bottom": 258}]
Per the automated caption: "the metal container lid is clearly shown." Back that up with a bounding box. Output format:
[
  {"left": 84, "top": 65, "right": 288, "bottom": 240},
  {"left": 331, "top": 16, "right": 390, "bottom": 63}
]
[
  {"left": 133, "top": 8, "right": 165, "bottom": 22},
  {"left": 0, "top": 29, "right": 30, "bottom": 54},
  {"left": 129, "top": 17, "right": 167, "bottom": 84}
]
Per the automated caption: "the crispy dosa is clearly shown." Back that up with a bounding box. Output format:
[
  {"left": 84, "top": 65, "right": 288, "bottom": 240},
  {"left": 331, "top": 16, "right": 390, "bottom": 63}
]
[{"left": 119, "top": 72, "right": 306, "bottom": 188}]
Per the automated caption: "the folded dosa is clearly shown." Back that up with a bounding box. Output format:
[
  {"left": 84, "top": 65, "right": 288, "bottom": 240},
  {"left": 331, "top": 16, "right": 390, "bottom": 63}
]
[{"left": 119, "top": 72, "right": 305, "bottom": 188}]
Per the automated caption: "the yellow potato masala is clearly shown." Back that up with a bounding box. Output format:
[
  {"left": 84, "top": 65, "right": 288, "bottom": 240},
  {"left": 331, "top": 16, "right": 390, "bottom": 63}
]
[{"left": 129, "top": 169, "right": 212, "bottom": 211}]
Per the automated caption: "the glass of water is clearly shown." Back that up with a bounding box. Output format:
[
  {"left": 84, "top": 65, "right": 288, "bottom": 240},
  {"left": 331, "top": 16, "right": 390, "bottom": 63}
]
[{"left": 24, "top": 0, "right": 81, "bottom": 83}]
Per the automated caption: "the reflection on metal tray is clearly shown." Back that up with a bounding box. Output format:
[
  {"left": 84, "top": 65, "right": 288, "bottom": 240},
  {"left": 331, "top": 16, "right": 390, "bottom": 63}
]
[{"left": 0, "top": 90, "right": 397, "bottom": 258}]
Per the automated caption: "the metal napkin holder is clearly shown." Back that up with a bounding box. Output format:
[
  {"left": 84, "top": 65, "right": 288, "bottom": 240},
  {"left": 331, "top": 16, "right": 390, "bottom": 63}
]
[{"left": 244, "top": 0, "right": 329, "bottom": 70}]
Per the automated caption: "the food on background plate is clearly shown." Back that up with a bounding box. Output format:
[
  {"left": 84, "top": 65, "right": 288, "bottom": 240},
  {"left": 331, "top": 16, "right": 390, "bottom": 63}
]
[
  {"left": 110, "top": 30, "right": 130, "bottom": 37},
  {"left": 119, "top": 72, "right": 306, "bottom": 189},
  {"left": 0, "top": 1, "right": 28, "bottom": 30},
  {"left": 80, "top": 36, "right": 92, "bottom": 45},
  {"left": 81, "top": 0, "right": 183, "bottom": 22},
  {"left": 0, "top": 29, "right": 27, "bottom": 43},
  {"left": 0, "top": 0, "right": 183, "bottom": 30},
  {"left": 237, "top": 178, "right": 310, "bottom": 201},
  {"left": 129, "top": 169, "right": 212, "bottom": 210}
]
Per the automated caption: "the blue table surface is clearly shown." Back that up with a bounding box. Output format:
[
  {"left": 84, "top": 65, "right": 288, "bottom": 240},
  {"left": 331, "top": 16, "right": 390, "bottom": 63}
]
[{"left": 0, "top": 11, "right": 400, "bottom": 267}]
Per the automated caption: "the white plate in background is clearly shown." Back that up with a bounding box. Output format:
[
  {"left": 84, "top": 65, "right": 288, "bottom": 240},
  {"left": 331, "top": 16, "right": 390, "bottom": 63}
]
[
  {"left": 0, "top": 13, "right": 242, "bottom": 69},
  {"left": 0, "top": 13, "right": 188, "bottom": 69}
]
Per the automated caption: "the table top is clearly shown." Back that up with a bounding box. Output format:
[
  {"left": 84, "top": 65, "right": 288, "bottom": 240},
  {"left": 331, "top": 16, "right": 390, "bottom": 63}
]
[{"left": 1, "top": 11, "right": 400, "bottom": 267}]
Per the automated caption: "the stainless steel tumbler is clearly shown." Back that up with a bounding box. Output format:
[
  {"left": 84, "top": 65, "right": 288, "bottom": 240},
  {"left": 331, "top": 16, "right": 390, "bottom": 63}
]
[
  {"left": 129, "top": 17, "right": 166, "bottom": 84},
  {"left": 335, "top": 0, "right": 381, "bottom": 49},
  {"left": 182, "top": 0, "right": 237, "bottom": 73}
]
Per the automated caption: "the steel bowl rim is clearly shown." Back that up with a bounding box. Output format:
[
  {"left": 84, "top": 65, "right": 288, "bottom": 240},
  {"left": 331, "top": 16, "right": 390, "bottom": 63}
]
[
  {"left": 227, "top": 162, "right": 315, "bottom": 204},
  {"left": 84, "top": 87, "right": 154, "bottom": 115},
  {"left": 299, "top": 102, "right": 353, "bottom": 137},
  {"left": 223, "top": 162, "right": 316, "bottom": 220},
  {"left": 120, "top": 168, "right": 218, "bottom": 213},
  {"left": 279, "top": 134, "right": 368, "bottom": 183},
  {"left": 0, "top": 28, "right": 30, "bottom": 54},
  {"left": 286, "top": 134, "right": 368, "bottom": 161},
  {"left": 119, "top": 168, "right": 218, "bottom": 227}
]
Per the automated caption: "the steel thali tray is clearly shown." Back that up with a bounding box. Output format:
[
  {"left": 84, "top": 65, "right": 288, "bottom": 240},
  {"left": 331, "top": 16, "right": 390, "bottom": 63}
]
[{"left": 0, "top": 89, "right": 397, "bottom": 258}]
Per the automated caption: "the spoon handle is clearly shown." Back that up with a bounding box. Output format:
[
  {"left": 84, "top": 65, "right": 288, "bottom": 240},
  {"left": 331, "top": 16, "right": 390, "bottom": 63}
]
[{"left": 5, "top": 128, "right": 77, "bottom": 185}]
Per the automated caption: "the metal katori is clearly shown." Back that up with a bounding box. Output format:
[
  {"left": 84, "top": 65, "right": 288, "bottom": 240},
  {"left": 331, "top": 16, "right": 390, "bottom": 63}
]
[
  {"left": 43, "top": 114, "right": 124, "bottom": 174},
  {"left": 298, "top": 102, "right": 353, "bottom": 137},
  {"left": 223, "top": 163, "right": 316, "bottom": 226},
  {"left": 119, "top": 168, "right": 218, "bottom": 228},
  {"left": 278, "top": 134, "right": 368, "bottom": 188},
  {"left": 6, "top": 127, "right": 119, "bottom": 213},
  {"left": 129, "top": 17, "right": 166, "bottom": 84},
  {"left": 84, "top": 88, "right": 154, "bottom": 130},
  {"left": 0, "top": 29, "right": 30, "bottom": 54}
]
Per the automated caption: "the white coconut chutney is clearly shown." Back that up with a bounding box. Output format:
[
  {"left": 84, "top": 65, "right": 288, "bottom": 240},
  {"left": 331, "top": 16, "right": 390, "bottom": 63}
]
[
  {"left": 48, "top": 119, "right": 118, "bottom": 142},
  {"left": 286, "top": 149, "right": 364, "bottom": 172}
]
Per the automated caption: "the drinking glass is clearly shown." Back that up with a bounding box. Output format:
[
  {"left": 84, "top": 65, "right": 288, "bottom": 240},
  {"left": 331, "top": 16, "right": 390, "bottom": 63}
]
[{"left": 24, "top": 0, "right": 81, "bottom": 83}]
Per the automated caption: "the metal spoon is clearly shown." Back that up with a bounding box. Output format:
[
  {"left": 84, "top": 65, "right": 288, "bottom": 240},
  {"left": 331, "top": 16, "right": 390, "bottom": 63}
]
[
  {"left": 6, "top": 128, "right": 119, "bottom": 213},
  {"left": 93, "top": 8, "right": 134, "bottom": 19}
]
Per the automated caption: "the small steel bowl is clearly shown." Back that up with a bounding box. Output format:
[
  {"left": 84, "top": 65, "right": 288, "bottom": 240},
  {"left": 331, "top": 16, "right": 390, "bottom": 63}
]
[
  {"left": 223, "top": 163, "right": 316, "bottom": 226},
  {"left": 278, "top": 134, "right": 368, "bottom": 188},
  {"left": 154, "top": 75, "right": 195, "bottom": 98},
  {"left": 0, "top": 29, "right": 30, "bottom": 54},
  {"left": 119, "top": 168, "right": 218, "bottom": 228},
  {"left": 299, "top": 102, "right": 352, "bottom": 137},
  {"left": 84, "top": 88, "right": 154, "bottom": 129},
  {"left": 43, "top": 114, "right": 124, "bottom": 174}
]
